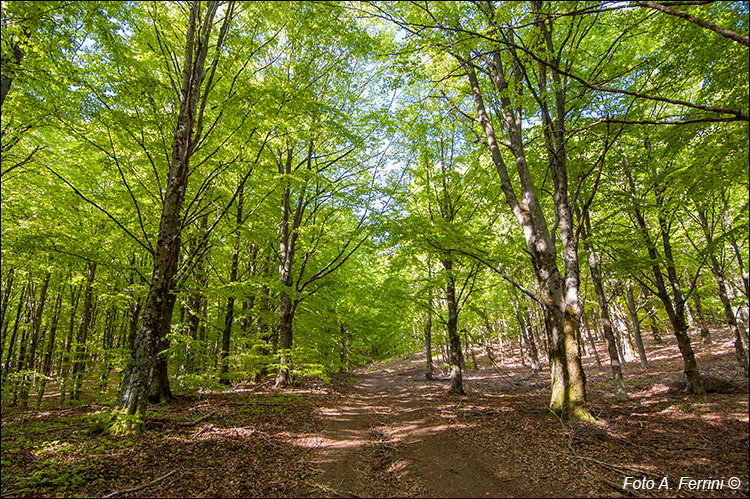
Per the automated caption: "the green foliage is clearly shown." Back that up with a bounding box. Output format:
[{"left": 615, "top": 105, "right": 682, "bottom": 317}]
[{"left": 172, "top": 373, "right": 226, "bottom": 396}]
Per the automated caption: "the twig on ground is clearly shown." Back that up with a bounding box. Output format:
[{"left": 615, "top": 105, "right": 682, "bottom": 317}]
[
  {"left": 103, "top": 470, "right": 179, "bottom": 498},
  {"left": 178, "top": 410, "right": 217, "bottom": 426},
  {"left": 237, "top": 426, "right": 275, "bottom": 444}
]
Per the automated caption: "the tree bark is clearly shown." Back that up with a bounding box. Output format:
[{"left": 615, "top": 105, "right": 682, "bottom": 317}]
[
  {"left": 253, "top": 256, "right": 272, "bottom": 382},
  {"left": 111, "top": 1, "right": 222, "bottom": 432},
  {"left": 626, "top": 284, "right": 649, "bottom": 369},
  {"left": 220, "top": 183, "right": 244, "bottom": 384},
  {"left": 459, "top": 4, "right": 592, "bottom": 419},
  {"left": 443, "top": 259, "right": 464, "bottom": 395},
  {"left": 424, "top": 293, "right": 434, "bottom": 380},
  {"left": 696, "top": 209, "right": 749, "bottom": 376},
  {"left": 625, "top": 164, "right": 704, "bottom": 394},
  {"left": 71, "top": 262, "right": 97, "bottom": 401},
  {"left": 581, "top": 213, "right": 628, "bottom": 400}
]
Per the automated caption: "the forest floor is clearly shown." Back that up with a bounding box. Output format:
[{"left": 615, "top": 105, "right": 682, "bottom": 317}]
[{"left": 1, "top": 327, "right": 749, "bottom": 498}]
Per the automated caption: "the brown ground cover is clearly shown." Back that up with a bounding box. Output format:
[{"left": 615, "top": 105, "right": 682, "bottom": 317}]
[{"left": 1, "top": 327, "right": 748, "bottom": 498}]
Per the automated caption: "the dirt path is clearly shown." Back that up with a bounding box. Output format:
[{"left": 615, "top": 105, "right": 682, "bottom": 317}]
[
  {"left": 2, "top": 328, "right": 747, "bottom": 498},
  {"left": 307, "top": 360, "right": 556, "bottom": 498}
]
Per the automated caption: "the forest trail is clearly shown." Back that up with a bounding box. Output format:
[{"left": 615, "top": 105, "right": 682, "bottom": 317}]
[
  {"left": 2, "top": 328, "right": 748, "bottom": 498},
  {"left": 307, "top": 358, "right": 562, "bottom": 498}
]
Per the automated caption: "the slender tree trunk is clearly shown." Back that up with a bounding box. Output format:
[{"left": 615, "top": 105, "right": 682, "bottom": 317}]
[
  {"left": 276, "top": 159, "right": 295, "bottom": 387},
  {"left": 240, "top": 244, "right": 258, "bottom": 336},
  {"left": 582, "top": 214, "right": 628, "bottom": 400},
  {"left": 625, "top": 163, "right": 704, "bottom": 394},
  {"left": 253, "top": 257, "right": 271, "bottom": 382},
  {"left": 497, "top": 318, "right": 506, "bottom": 366},
  {"left": 19, "top": 271, "right": 51, "bottom": 409},
  {"left": 696, "top": 209, "right": 748, "bottom": 376},
  {"left": 126, "top": 255, "right": 142, "bottom": 351},
  {"left": 59, "top": 282, "right": 81, "bottom": 407},
  {"left": 71, "top": 262, "right": 97, "bottom": 401},
  {"left": 36, "top": 289, "right": 63, "bottom": 410},
  {"left": 220, "top": 183, "right": 244, "bottom": 384},
  {"left": 424, "top": 290, "right": 434, "bottom": 381},
  {"left": 626, "top": 284, "right": 649, "bottom": 369},
  {"left": 514, "top": 296, "right": 540, "bottom": 372}
]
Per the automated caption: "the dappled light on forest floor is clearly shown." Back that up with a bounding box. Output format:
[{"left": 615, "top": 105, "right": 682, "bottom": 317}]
[{"left": 2, "top": 327, "right": 748, "bottom": 497}]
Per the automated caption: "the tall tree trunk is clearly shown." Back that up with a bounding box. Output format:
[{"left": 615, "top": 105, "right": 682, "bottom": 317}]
[
  {"left": 696, "top": 209, "right": 748, "bottom": 376},
  {"left": 625, "top": 164, "right": 704, "bottom": 394},
  {"left": 220, "top": 183, "right": 244, "bottom": 384},
  {"left": 253, "top": 256, "right": 271, "bottom": 382},
  {"left": 581, "top": 213, "right": 628, "bottom": 400},
  {"left": 276, "top": 151, "right": 295, "bottom": 388},
  {"left": 460, "top": 5, "right": 592, "bottom": 419},
  {"left": 59, "top": 282, "right": 81, "bottom": 407},
  {"left": 512, "top": 291, "right": 540, "bottom": 372},
  {"left": 111, "top": 1, "right": 223, "bottom": 433},
  {"left": 626, "top": 284, "right": 649, "bottom": 369},
  {"left": 72, "top": 262, "right": 97, "bottom": 401},
  {"left": 19, "top": 271, "right": 51, "bottom": 409},
  {"left": 36, "top": 289, "right": 63, "bottom": 410},
  {"left": 186, "top": 214, "right": 208, "bottom": 372},
  {"left": 126, "top": 254, "right": 142, "bottom": 351},
  {"left": 442, "top": 258, "right": 464, "bottom": 395},
  {"left": 424, "top": 292, "right": 434, "bottom": 381},
  {"left": 240, "top": 244, "right": 258, "bottom": 336},
  {"left": 275, "top": 143, "right": 308, "bottom": 388}
]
